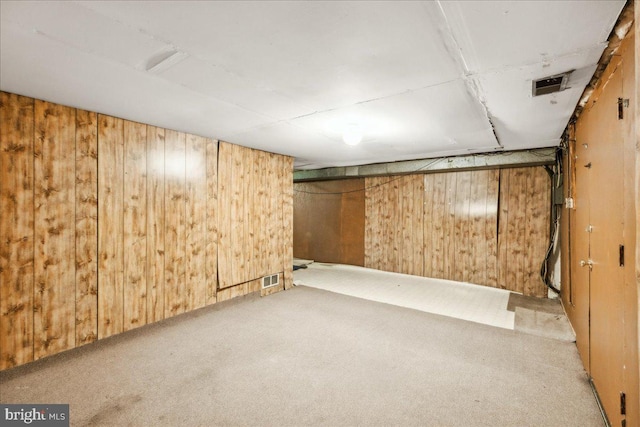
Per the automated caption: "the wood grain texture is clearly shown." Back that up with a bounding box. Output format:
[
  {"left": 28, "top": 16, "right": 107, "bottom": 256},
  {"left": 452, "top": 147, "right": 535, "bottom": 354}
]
[
  {"left": 282, "top": 156, "right": 294, "bottom": 290},
  {"left": 231, "top": 143, "right": 245, "bottom": 286},
  {"left": 97, "top": 114, "right": 124, "bottom": 339},
  {"left": 497, "top": 169, "right": 510, "bottom": 291},
  {"left": 443, "top": 173, "right": 457, "bottom": 279},
  {"left": 185, "top": 134, "right": 207, "bottom": 311},
  {"left": 217, "top": 142, "right": 232, "bottom": 289},
  {"left": 293, "top": 179, "right": 365, "bottom": 267},
  {"left": 429, "top": 173, "right": 447, "bottom": 279},
  {"left": 255, "top": 150, "right": 268, "bottom": 277},
  {"left": 75, "top": 109, "right": 98, "bottom": 346},
  {"left": 243, "top": 146, "right": 255, "bottom": 282},
  {"left": 361, "top": 168, "right": 546, "bottom": 294},
  {"left": 1, "top": 92, "right": 295, "bottom": 370},
  {"left": 497, "top": 167, "right": 548, "bottom": 296},
  {"left": 274, "top": 155, "right": 285, "bottom": 277},
  {"left": 422, "top": 174, "right": 434, "bottom": 278},
  {"left": 33, "top": 100, "right": 76, "bottom": 359},
  {"left": 0, "top": 92, "right": 34, "bottom": 369},
  {"left": 146, "top": 126, "right": 165, "bottom": 323},
  {"left": 123, "top": 120, "right": 147, "bottom": 331},
  {"left": 485, "top": 169, "right": 500, "bottom": 288},
  {"left": 205, "top": 139, "right": 218, "bottom": 305},
  {"left": 265, "top": 153, "right": 278, "bottom": 272},
  {"left": 164, "top": 129, "right": 186, "bottom": 318},
  {"left": 469, "top": 170, "right": 487, "bottom": 286},
  {"left": 524, "top": 167, "right": 550, "bottom": 298},
  {"left": 266, "top": 152, "right": 280, "bottom": 275},
  {"left": 453, "top": 171, "right": 471, "bottom": 283}
]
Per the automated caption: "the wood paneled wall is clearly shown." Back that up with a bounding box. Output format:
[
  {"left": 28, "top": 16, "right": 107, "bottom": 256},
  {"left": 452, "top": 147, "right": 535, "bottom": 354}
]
[
  {"left": 294, "top": 179, "right": 365, "bottom": 266},
  {"left": 0, "top": 92, "right": 293, "bottom": 370},
  {"left": 363, "top": 167, "right": 550, "bottom": 297},
  {"left": 217, "top": 142, "right": 294, "bottom": 290},
  {"left": 365, "top": 175, "right": 424, "bottom": 276}
]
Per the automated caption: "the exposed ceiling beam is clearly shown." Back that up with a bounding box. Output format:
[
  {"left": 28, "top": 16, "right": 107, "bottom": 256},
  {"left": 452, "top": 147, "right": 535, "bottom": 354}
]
[{"left": 293, "top": 147, "right": 556, "bottom": 182}]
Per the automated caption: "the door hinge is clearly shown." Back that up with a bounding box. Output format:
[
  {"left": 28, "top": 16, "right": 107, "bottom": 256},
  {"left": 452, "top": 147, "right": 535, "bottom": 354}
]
[
  {"left": 620, "top": 392, "right": 626, "bottom": 415},
  {"left": 619, "top": 245, "right": 625, "bottom": 267}
]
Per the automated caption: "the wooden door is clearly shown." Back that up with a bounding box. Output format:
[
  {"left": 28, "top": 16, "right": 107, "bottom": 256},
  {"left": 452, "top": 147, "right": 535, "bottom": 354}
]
[
  {"left": 588, "top": 60, "right": 626, "bottom": 427},
  {"left": 572, "top": 58, "right": 627, "bottom": 426},
  {"left": 571, "top": 137, "right": 592, "bottom": 372}
]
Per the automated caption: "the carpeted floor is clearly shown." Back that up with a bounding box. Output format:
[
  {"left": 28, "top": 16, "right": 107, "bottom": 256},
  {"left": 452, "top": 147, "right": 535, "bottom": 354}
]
[{"left": 0, "top": 286, "right": 601, "bottom": 426}]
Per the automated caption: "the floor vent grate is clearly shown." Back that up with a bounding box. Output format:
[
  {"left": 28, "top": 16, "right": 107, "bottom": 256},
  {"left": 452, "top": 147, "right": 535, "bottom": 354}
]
[{"left": 262, "top": 274, "right": 279, "bottom": 289}]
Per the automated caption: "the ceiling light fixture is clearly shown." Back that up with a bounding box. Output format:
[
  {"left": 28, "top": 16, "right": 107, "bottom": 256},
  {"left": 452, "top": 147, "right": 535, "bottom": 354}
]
[{"left": 342, "top": 123, "right": 363, "bottom": 146}]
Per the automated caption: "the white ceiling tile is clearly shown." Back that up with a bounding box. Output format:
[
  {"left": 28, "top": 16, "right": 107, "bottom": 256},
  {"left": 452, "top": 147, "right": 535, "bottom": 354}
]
[
  {"left": 2, "top": 1, "right": 167, "bottom": 69},
  {"left": 475, "top": 48, "right": 602, "bottom": 149},
  {"left": 0, "top": 21, "right": 272, "bottom": 138},
  {"left": 158, "top": 56, "right": 316, "bottom": 121},
  {"left": 440, "top": 0, "right": 625, "bottom": 73},
  {"left": 0, "top": 1, "right": 626, "bottom": 168}
]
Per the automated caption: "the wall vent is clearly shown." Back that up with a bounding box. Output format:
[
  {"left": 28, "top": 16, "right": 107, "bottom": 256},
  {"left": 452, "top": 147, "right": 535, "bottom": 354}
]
[
  {"left": 532, "top": 71, "right": 573, "bottom": 97},
  {"left": 262, "top": 274, "right": 279, "bottom": 289}
]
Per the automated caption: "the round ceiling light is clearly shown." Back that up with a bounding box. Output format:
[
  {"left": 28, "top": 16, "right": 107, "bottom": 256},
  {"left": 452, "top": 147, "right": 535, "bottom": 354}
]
[{"left": 342, "top": 123, "right": 363, "bottom": 146}]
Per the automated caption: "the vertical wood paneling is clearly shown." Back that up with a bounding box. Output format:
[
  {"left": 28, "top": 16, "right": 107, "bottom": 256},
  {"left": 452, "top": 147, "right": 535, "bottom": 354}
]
[
  {"left": 282, "top": 157, "right": 294, "bottom": 289},
  {"left": 256, "top": 150, "right": 267, "bottom": 277},
  {"left": 164, "top": 130, "right": 186, "bottom": 318},
  {"left": 443, "top": 173, "right": 457, "bottom": 279},
  {"left": 361, "top": 168, "right": 544, "bottom": 295},
  {"left": 497, "top": 167, "right": 548, "bottom": 296},
  {"left": 185, "top": 134, "right": 207, "bottom": 311},
  {"left": 33, "top": 101, "right": 76, "bottom": 359},
  {"left": 275, "top": 155, "right": 285, "bottom": 276},
  {"left": 453, "top": 172, "right": 471, "bottom": 283},
  {"left": 2, "top": 92, "right": 295, "bottom": 371},
  {"left": 485, "top": 169, "right": 500, "bottom": 288},
  {"left": 0, "top": 93, "right": 34, "bottom": 369},
  {"left": 497, "top": 169, "right": 510, "bottom": 291},
  {"left": 524, "top": 167, "right": 550, "bottom": 297},
  {"left": 363, "top": 178, "right": 374, "bottom": 268},
  {"left": 75, "top": 109, "right": 98, "bottom": 346},
  {"left": 123, "top": 121, "right": 147, "bottom": 331},
  {"left": 146, "top": 126, "right": 165, "bottom": 323},
  {"left": 469, "top": 170, "right": 487, "bottom": 286},
  {"left": 231, "top": 143, "right": 245, "bottom": 285},
  {"left": 243, "top": 146, "right": 254, "bottom": 282},
  {"left": 400, "top": 176, "right": 413, "bottom": 274},
  {"left": 513, "top": 169, "right": 527, "bottom": 293},
  {"left": 205, "top": 139, "right": 218, "bottom": 305},
  {"left": 430, "top": 173, "right": 446, "bottom": 279},
  {"left": 267, "top": 153, "right": 279, "bottom": 275},
  {"left": 217, "top": 142, "right": 232, "bottom": 289},
  {"left": 97, "top": 114, "right": 124, "bottom": 339},
  {"left": 422, "top": 174, "right": 434, "bottom": 278}
]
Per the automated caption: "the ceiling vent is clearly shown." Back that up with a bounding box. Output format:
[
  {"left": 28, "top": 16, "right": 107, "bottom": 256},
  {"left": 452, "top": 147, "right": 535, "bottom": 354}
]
[{"left": 532, "top": 70, "right": 573, "bottom": 97}]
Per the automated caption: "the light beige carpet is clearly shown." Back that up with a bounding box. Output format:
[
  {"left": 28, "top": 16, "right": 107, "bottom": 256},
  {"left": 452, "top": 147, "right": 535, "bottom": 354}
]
[{"left": 1, "top": 286, "right": 601, "bottom": 426}]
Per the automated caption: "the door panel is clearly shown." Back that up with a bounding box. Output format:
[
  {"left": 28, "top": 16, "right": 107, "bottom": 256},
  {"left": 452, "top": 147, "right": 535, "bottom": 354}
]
[
  {"left": 571, "top": 137, "right": 591, "bottom": 372},
  {"left": 588, "top": 62, "right": 625, "bottom": 427}
]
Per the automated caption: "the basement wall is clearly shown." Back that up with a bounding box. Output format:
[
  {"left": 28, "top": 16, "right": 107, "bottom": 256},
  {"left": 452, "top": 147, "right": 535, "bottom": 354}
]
[
  {"left": 561, "top": 13, "right": 638, "bottom": 426},
  {"left": 293, "top": 179, "right": 365, "bottom": 266},
  {"left": 294, "top": 166, "right": 551, "bottom": 298},
  {"left": 0, "top": 91, "right": 293, "bottom": 371}
]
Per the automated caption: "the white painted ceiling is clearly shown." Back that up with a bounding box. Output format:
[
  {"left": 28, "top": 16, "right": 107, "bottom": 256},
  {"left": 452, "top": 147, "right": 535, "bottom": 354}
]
[{"left": 0, "top": 1, "right": 624, "bottom": 169}]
